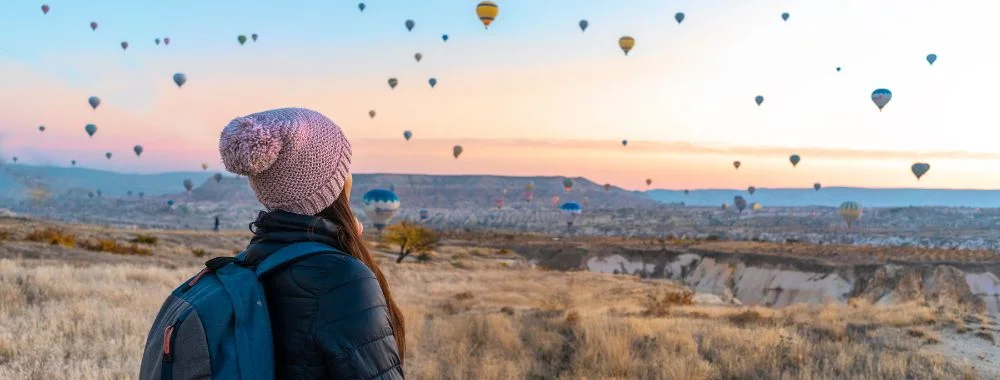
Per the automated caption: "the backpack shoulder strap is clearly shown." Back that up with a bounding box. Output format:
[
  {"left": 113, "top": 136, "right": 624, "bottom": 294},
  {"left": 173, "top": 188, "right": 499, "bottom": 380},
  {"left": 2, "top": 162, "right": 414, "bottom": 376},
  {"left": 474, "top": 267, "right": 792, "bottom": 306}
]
[{"left": 255, "top": 242, "right": 343, "bottom": 278}]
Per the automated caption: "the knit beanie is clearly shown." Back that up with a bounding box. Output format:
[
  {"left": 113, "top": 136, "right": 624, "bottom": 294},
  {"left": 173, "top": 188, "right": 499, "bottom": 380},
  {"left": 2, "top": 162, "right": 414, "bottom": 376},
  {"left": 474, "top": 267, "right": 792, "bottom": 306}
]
[{"left": 219, "top": 108, "right": 351, "bottom": 215}]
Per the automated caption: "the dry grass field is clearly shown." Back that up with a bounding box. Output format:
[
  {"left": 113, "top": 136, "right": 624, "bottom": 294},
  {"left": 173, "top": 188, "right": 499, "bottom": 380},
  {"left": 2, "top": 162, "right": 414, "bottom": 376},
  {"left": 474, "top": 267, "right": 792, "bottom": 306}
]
[{"left": 0, "top": 217, "right": 995, "bottom": 379}]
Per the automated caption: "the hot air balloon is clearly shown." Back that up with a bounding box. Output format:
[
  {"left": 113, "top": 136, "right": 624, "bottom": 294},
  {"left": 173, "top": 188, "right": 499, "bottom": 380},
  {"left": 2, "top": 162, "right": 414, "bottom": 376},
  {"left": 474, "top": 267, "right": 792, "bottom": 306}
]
[
  {"left": 836, "top": 67, "right": 841, "bottom": 72},
  {"left": 133, "top": 145, "right": 143, "bottom": 157},
  {"left": 839, "top": 201, "right": 862, "bottom": 227},
  {"left": 41, "top": 5, "right": 50, "bottom": 14},
  {"left": 358, "top": 2, "right": 365, "bottom": 12},
  {"left": 495, "top": 198, "right": 504, "bottom": 210},
  {"left": 789, "top": 154, "right": 801, "bottom": 167},
  {"left": 675, "top": 12, "right": 685, "bottom": 24},
  {"left": 90, "top": 22, "right": 98, "bottom": 31},
  {"left": 404, "top": 20, "right": 415, "bottom": 32},
  {"left": 619, "top": 36, "right": 635, "bottom": 55},
  {"left": 167, "top": 200, "right": 175, "bottom": 207},
  {"left": 164, "top": 37, "right": 170, "bottom": 45},
  {"left": 388, "top": 78, "right": 398, "bottom": 89},
  {"left": 369, "top": 110, "right": 376, "bottom": 119},
  {"left": 781, "top": 12, "right": 789, "bottom": 21},
  {"left": 127, "top": 191, "right": 133, "bottom": 197},
  {"left": 414, "top": 53, "right": 422, "bottom": 62},
  {"left": 563, "top": 178, "right": 574, "bottom": 192},
  {"left": 238, "top": 35, "right": 247, "bottom": 45},
  {"left": 105, "top": 152, "right": 112, "bottom": 160},
  {"left": 604, "top": 184, "right": 611, "bottom": 192},
  {"left": 926, "top": 54, "right": 937, "bottom": 65},
  {"left": 96, "top": 190, "right": 102, "bottom": 197},
  {"left": 747, "top": 186, "right": 756, "bottom": 195},
  {"left": 183, "top": 179, "right": 193, "bottom": 192},
  {"left": 419, "top": 209, "right": 429, "bottom": 222},
  {"left": 85, "top": 124, "right": 97, "bottom": 137},
  {"left": 442, "top": 34, "right": 449, "bottom": 42},
  {"left": 752, "top": 202, "right": 763, "bottom": 211},
  {"left": 755, "top": 95, "right": 764, "bottom": 106},
  {"left": 645, "top": 178, "right": 652, "bottom": 186},
  {"left": 363, "top": 189, "right": 400, "bottom": 232},
  {"left": 88, "top": 96, "right": 101, "bottom": 110},
  {"left": 453, "top": 145, "right": 463, "bottom": 158},
  {"left": 733, "top": 196, "right": 747, "bottom": 213},
  {"left": 155, "top": 38, "right": 161, "bottom": 45},
  {"left": 12, "top": 157, "right": 17, "bottom": 163},
  {"left": 551, "top": 196, "right": 560, "bottom": 206},
  {"left": 38, "top": 126, "right": 45, "bottom": 132},
  {"left": 524, "top": 182, "right": 535, "bottom": 202},
  {"left": 560, "top": 202, "right": 582, "bottom": 227},
  {"left": 403, "top": 130, "right": 413, "bottom": 141},
  {"left": 721, "top": 203, "right": 729, "bottom": 210},
  {"left": 71, "top": 160, "right": 76, "bottom": 166},
  {"left": 814, "top": 182, "right": 822, "bottom": 191},
  {"left": 476, "top": 1, "right": 498, "bottom": 29},
  {"left": 139, "top": 192, "right": 144, "bottom": 199},
  {"left": 214, "top": 173, "right": 223, "bottom": 183},
  {"left": 579, "top": 20, "right": 589, "bottom": 32},
  {"left": 428, "top": 78, "right": 437, "bottom": 88},
  {"left": 684, "top": 189, "right": 690, "bottom": 195},
  {"left": 173, "top": 73, "right": 187, "bottom": 88},
  {"left": 733, "top": 161, "right": 741, "bottom": 170},
  {"left": 201, "top": 163, "right": 208, "bottom": 171},
  {"left": 622, "top": 140, "right": 628, "bottom": 147},
  {"left": 121, "top": 41, "right": 128, "bottom": 51},
  {"left": 911, "top": 163, "right": 930, "bottom": 180},
  {"left": 251, "top": 33, "right": 258, "bottom": 42},
  {"left": 871, "top": 88, "right": 892, "bottom": 111}
]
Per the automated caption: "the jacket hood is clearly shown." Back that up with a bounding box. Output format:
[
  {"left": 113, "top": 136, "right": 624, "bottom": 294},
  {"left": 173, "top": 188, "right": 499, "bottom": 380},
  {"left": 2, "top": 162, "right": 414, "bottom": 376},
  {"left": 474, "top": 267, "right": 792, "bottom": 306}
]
[{"left": 242, "top": 210, "right": 344, "bottom": 265}]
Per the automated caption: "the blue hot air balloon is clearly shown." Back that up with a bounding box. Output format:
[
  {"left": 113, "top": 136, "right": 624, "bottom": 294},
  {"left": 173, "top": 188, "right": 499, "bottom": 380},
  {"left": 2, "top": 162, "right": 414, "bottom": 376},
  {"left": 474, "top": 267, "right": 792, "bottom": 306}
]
[
  {"left": 871, "top": 88, "right": 892, "bottom": 111},
  {"left": 560, "top": 202, "right": 582, "bottom": 227},
  {"left": 419, "top": 209, "right": 429, "bottom": 222},
  {"left": 173, "top": 73, "right": 187, "bottom": 88},
  {"left": 579, "top": 20, "right": 588, "bottom": 32},
  {"left": 755, "top": 95, "right": 764, "bottom": 106},
  {"left": 88, "top": 96, "right": 101, "bottom": 110},
  {"left": 675, "top": 12, "right": 685, "bottom": 24},
  {"left": 85, "top": 124, "right": 97, "bottom": 137},
  {"left": 428, "top": 77, "right": 437, "bottom": 88},
  {"left": 836, "top": 67, "right": 841, "bottom": 72},
  {"left": 167, "top": 200, "right": 175, "bottom": 207},
  {"left": 358, "top": 2, "right": 365, "bottom": 12},
  {"left": 363, "top": 189, "right": 400, "bottom": 232},
  {"left": 442, "top": 34, "right": 449, "bottom": 42},
  {"left": 781, "top": 12, "right": 789, "bottom": 21},
  {"left": 733, "top": 196, "right": 747, "bottom": 213},
  {"left": 405, "top": 19, "right": 415, "bottom": 32},
  {"left": 622, "top": 140, "right": 628, "bottom": 147},
  {"left": 926, "top": 53, "right": 937, "bottom": 65},
  {"left": 403, "top": 130, "right": 413, "bottom": 141}
]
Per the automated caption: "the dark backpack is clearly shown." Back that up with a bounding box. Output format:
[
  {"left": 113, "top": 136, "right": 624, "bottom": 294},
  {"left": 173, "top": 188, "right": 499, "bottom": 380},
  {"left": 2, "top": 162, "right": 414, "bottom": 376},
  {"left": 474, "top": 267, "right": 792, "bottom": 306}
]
[{"left": 139, "top": 242, "right": 341, "bottom": 379}]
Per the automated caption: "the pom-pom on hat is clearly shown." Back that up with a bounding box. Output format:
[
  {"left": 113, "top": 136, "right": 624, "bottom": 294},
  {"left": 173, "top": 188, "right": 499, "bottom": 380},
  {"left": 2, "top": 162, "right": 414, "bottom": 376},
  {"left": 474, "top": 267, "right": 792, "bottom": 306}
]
[{"left": 219, "top": 108, "right": 351, "bottom": 215}]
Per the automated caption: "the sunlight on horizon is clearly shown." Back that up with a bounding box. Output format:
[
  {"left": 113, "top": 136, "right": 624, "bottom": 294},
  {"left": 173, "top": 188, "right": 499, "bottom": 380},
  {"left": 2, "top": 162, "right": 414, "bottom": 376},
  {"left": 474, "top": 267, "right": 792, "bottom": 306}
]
[{"left": 2, "top": 0, "right": 999, "bottom": 189}]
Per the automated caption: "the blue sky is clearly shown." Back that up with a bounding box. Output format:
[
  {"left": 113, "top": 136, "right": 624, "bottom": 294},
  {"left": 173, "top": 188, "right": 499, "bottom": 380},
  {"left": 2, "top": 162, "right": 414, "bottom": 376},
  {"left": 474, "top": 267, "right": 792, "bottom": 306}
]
[{"left": 2, "top": 1, "right": 999, "bottom": 189}]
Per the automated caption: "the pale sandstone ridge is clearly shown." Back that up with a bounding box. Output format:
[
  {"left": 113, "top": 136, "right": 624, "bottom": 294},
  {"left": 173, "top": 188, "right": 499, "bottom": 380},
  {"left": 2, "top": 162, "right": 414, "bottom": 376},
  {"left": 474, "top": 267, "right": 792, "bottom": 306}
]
[{"left": 587, "top": 252, "right": 1000, "bottom": 314}]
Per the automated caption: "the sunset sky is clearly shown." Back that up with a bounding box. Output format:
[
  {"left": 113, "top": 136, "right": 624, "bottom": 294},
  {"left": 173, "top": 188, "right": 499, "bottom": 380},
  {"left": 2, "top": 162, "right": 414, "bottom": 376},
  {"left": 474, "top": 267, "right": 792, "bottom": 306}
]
[{"left": 2, "top": 0, "right": 999, "bottom": 190}]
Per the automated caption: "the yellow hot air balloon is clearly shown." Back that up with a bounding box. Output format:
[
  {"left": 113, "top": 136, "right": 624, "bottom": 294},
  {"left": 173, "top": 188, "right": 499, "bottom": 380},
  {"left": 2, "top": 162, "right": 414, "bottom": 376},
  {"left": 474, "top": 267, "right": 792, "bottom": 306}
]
[
  {"left": 476, "top": 1, "right": 498, "bottom": 29},
  {"left": 619, "top": 36, "right": 635, "bottom": 55},
  {"left": 201, "top": 163, "right": 208, "bottom": 171}
]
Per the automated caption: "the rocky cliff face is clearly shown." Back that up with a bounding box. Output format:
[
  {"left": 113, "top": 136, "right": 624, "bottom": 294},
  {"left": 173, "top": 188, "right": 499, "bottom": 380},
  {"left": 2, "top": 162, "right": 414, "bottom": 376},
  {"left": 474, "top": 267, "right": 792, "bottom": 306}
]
[{"left": 586, "top": 251, "right": 1000, "bottom": 314}]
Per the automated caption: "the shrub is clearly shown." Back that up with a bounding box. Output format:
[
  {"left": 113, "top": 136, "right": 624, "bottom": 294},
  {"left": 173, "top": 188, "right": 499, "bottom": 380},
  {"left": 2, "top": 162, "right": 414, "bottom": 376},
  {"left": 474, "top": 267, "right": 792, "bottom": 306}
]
[
  {"left": 455, "top": 291, "right": 475, "bottom": 301},
  {"left": 641, "top": 289, "right": 694, "bottom": 317},
  {"left": 192, "top": 248, "right": 209, "bottom": 258},
  {"left": 728, "top": 309, "right": 772, "bottom": 326},
  {"left": 131, "top": 234, "right": 158, "bottom": 245},
  {"left": 384, "top": 221, "right": 440, "bottom": 263},
  {"left": 26, "top": 228, "right": 76, "bottom": 247},
  {"left": 79, "top": 239, "right": 151, "bottom": 256},
  {"left": 497, "top": 248, "right": 512, "bottom": 255}
]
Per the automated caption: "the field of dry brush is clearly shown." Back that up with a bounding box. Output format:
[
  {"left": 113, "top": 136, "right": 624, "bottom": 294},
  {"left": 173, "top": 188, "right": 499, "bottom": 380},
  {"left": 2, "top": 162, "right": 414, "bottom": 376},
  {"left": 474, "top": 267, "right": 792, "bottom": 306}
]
[{"left": 0, "top": 217, "right": 993, "bottom": 379}]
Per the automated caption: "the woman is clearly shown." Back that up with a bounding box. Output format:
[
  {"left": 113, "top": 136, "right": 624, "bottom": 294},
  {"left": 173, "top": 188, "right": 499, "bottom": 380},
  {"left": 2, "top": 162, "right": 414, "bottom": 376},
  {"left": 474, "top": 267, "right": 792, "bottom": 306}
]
[{"left": 219, "top": 108, "right": 404, "bottom": 379}]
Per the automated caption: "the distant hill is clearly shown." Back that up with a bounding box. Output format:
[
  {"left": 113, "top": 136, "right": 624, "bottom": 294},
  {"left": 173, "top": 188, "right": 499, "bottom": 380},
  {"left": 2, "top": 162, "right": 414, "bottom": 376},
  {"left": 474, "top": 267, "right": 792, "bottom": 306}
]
[
  {"left": 0, "top": 165, "right": 657, "bottom": 210},
  {"left": 648, "top": 188, "right": 1000, "bottom": 208}
]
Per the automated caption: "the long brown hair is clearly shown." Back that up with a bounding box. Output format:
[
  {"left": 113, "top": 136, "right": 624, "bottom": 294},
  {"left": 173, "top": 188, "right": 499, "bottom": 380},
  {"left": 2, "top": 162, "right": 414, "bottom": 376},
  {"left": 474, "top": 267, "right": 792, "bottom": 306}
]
[{"left": 316, "top": 192, "right": 406, "bottom": 361}]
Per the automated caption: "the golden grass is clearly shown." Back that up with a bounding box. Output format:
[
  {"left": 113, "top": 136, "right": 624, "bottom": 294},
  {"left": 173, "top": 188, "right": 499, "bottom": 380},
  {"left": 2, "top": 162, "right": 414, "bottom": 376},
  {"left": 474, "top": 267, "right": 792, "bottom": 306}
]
[
  {"left": 25, "top": 227, "right": 76, "bottom": 248},
  {"left": 78, "top": 239, "right": 152, "bottom": 256}
]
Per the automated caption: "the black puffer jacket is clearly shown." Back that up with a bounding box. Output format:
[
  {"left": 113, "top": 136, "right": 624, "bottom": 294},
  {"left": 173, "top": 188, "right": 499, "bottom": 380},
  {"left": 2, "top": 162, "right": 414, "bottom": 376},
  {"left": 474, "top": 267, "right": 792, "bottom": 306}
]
[{"left": 242, "top": 210, "right": 403, "bottom": 380}]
